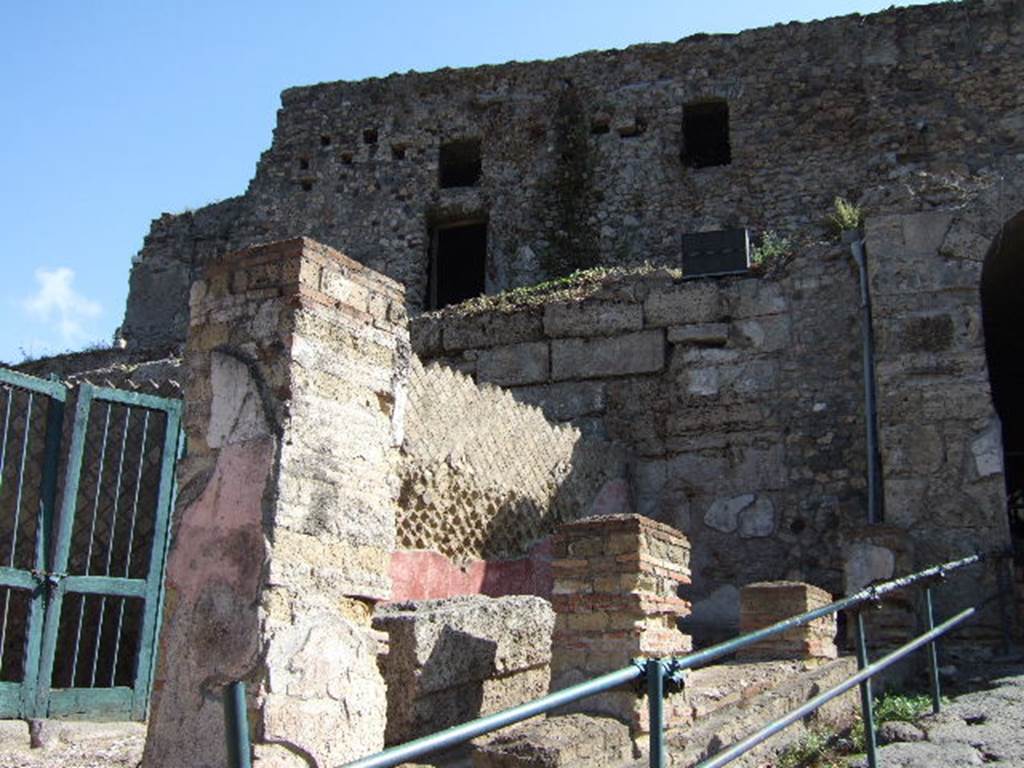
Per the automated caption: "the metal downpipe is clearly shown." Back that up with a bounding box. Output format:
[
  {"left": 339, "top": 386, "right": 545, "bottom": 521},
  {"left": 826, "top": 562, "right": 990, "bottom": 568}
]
[{"left": 851, "top": 236, "right": 884, "bottom": 524}]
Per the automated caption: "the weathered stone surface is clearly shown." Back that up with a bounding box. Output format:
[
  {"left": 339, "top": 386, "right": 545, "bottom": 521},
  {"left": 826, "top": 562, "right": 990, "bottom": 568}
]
[
  {"left": 738, "top": 497, "right": 776, "bottom": 539},
  {"left": 374, "top": 596, "right": 555, "bottom": 744},
  {"left": 844, "top": 543, "right": 895, "bottom": 593},
  {"left": 510, "top": 380, "right": 606, "bottom": 422},
  {"left": 878, "top": 720, "right": 926, "bottom": 745},
  {"left": 262, "top": 614, "right": 386, "bottom": 766},
  {"left": 667, "top": 322, "right": 729, "bottom": 346},
  {"left": 971, "top": 421, "right": 1004, "bottom": 478},
  {"left": 550, "top": 515, "right": 691, "bottom": 732},
  {"left": 704, "top": 494, "right": 754, "bottom": 533},
  {"left": 444, "top": 312, "right": 544, "bottom": 352},
  {"left": 550, "top": 330, "right": 664, "bottom": 380},
  {"left": 477, "top": 341, "right": 550, "bottom": 386},
  {"left": 472, "top": 714, "right": 633, "bottom": 768},
  {"left": 644, "top": 282, "right": 722, "bottom": 327},
  {"left": 145, "top": 240, "right": 401, "bottom": 768},
  {"left": 543, "top": 300, "right": 643, "bottom": 338}
]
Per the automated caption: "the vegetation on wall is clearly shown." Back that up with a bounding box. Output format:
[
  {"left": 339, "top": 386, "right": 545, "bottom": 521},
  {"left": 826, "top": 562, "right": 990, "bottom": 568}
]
[{"left": 540, "top": 81, "right": 600, "bottom": 278}]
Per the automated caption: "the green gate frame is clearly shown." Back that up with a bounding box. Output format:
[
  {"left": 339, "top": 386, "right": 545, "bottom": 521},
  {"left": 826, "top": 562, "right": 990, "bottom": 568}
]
[{"left": 0, "top": 371, "right": 181, "bottom": 721}]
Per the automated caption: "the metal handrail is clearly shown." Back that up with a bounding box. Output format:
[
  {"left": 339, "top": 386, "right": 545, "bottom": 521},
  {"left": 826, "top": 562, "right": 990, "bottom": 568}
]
[{"left": 222, "top": 550, "right": 1008, "bottom": 768}]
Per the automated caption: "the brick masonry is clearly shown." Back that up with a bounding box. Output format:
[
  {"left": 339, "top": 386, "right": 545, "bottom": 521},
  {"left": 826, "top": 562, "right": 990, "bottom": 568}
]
[
  {"left": 738, "top": 581, "right": 838, "bottom": 661},
  {"left": 549, "top": 514, "right": 692, "bottom": 732}
]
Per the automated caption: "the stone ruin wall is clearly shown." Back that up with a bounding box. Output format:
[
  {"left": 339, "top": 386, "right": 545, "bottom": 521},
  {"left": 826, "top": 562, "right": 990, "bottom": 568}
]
[
  {"left": 119, "top": 0, "right": 1024, "bottom": 353},
  {"left": 411, "top": 195, "right": 1014, "bottom": 639}
]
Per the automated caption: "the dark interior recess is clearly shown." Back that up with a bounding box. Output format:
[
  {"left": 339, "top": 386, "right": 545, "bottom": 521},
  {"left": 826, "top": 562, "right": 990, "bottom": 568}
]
[
  {"left": 980, "top": 209, "right": 1024, "bottom": 560},
  {"left": 439, "top": 139, "right": 482, "bottom": 188},
  {"left": 682, "top": 101, "right": 732, "bottom": 168},
  {"left": 428, "top": 221, "right": 487, "bottom": 310}
]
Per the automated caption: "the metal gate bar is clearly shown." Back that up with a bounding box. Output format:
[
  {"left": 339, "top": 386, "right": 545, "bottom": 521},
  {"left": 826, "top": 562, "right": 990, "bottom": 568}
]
[
  {"left": 0, "top": 368, "right": 65, "bottom": 718},
  {"left": 0, "top": 369, "right": 180, "bottom": 721}
]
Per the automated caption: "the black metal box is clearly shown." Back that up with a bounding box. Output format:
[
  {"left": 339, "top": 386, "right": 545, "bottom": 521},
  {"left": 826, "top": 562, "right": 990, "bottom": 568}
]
[{"left": 681, "top": 228, "right": 750, "bottom": 277}]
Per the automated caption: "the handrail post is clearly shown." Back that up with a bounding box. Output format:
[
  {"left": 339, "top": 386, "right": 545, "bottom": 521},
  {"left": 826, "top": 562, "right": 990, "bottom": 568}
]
[
  {"left": 224, "top": 681, "right": 252, "bottom": 768},
  {"left": 647, "top": 659, "right": 665, "bottom": 768},
  {"left": 924, "top": 586, "right": 942, "bottom": 714},
  {"left": 854, "top": 610, "right": 878, "bottom": 768}
]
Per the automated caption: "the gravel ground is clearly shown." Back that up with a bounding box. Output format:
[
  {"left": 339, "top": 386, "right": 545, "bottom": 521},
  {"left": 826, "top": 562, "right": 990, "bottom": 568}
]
[
  {"left": 0, "top": 722, "right": 144, "bottom": 768},
  {"left": 851, "top": 651, "right": 1024, "bottom": 768}
]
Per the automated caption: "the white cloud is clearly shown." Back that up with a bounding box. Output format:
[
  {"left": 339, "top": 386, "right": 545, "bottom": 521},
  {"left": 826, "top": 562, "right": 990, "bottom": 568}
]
[{"left": 22, "top": 267, "right": 103, "bottom": 346}]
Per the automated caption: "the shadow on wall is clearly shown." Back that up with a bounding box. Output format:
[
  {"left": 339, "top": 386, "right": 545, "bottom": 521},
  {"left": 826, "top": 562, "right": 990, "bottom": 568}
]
[{"left": 389, "top": 625, "right": 497, "bottom": 742}]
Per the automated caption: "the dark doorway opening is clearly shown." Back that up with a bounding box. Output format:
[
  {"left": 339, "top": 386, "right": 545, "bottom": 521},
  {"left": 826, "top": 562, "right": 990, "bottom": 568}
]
[
  {"left": 428, "top": 220, "right": 487, "bottom": 310},
  {"left": 439, "top": 139, "right": 482, "bottom": 188},
  {"left": 981, "top": 209, "right": 1024, "bottom": 561},
  {"left": 682, "top": 101, "right": 732, "bottom": 168}
]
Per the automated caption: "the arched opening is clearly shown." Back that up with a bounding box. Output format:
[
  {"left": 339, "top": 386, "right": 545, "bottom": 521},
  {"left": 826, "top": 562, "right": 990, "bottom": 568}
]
[{"left": 981, "top": 209, "right": 1024, "bottom": 561}]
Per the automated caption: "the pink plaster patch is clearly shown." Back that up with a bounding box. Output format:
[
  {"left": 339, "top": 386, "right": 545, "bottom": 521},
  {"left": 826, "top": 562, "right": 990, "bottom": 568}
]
[
  {"left": 388, "top": 538, "right": 554, "bottom": 602},
  {"left": 166, "top": 438, "right": 276, "bottom": 597}
]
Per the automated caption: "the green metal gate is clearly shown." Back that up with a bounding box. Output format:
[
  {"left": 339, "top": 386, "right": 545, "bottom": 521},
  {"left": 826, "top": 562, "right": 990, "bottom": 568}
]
[{"left": 0, "top": 368, "right": 181, "bottom": 720}]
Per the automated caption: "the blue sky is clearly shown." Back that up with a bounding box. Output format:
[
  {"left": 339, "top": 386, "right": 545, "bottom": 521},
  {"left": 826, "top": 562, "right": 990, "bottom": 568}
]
[{"left": 0, "top": 0, "right": 937, "bottom": 364}]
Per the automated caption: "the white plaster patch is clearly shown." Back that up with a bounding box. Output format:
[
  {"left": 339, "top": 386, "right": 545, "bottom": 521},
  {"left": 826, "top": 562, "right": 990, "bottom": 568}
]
[
  {"left": 738, "top": 497, "right": 776, "bottom": 538},
  {"left": 207, "top": 352, "right": 269, "bottom": 448},
  {"left": 971, "top": 421, "right": 1003, "bottom": 478},
  {"left": 704, "top": 494, "right": 755, "bottom": 533},
  {"left": 844, "top": 543, "right": 895, "bottom": 593}
]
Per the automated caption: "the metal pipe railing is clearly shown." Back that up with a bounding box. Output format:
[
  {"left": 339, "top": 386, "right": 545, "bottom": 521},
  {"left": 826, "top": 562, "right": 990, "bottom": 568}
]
[
  {"left": 658, "top": 552, "right": 982, "bottom": 676},
  {"left": 344, "top": 663, "right": 643, "bottom": 768},
  {"left": 223, "top": 550, "right": 1003, "bottom": 768},
  {"left": 224, "top": 681, "right": 252, "bottom": 768},
  {"left": 694, "top": 607, "right": 976, "bottom": 768}
]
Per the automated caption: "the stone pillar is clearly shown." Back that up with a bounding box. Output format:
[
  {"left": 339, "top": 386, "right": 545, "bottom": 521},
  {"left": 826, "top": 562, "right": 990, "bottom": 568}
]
[
  {"left": 142, "top": 237, "right": 409, "bottom": 768},
  {"left": 737, "top": 581, "right": 837, "bottom": 660},
  {"left": 549, "top": 514, "right": 691, "bottom": 732}
]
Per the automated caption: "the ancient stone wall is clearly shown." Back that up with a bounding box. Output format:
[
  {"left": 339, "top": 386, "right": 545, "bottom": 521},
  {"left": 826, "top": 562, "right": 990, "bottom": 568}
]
[
  {"left": 398, "top": 357, "right": 625, "bottom": 564},
  {"left": 413, "top": 257, "right": 861, "bottom": 637},
  {"left": 119, "top": 0, "right": 1024, "bottom": 351},
  {"left": 411, "top": 189, "right": 1016, "bottom": 639},
  {"left": 143, "top": 238, "right": 407, "bottom": 768}
]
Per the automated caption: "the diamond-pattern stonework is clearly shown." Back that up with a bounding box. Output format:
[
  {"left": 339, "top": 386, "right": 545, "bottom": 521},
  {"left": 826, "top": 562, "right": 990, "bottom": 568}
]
[{"left": 397, "top": 358, "right": 622, "bottom": 563}]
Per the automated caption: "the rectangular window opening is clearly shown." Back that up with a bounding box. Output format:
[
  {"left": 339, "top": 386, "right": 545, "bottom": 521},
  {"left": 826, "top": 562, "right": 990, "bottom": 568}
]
[
  {"left": 682, "top": 101, "right": 731, "bottom": 168},
  {"left": 439, "top": 138, "right": 482, "bottom": 188},
  {"left": 427, "top": 219, "right": 487, "bottom": 310}
]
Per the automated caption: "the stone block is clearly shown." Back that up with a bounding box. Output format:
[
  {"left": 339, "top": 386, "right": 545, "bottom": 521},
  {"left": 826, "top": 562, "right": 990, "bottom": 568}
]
[
  {"left": 443, "top": 311, "right": 544, "bottom": 351},
  {"left": 550, "top": 330, "right": 664, "bottom": 380},
  {"left": 477, "top": 341, "right": 550, "bottom": 386},
  {"left": 901, "top": 211, "right": 954, "bottom": 254},
  {"left": 472, "top": 714, "right": 633, "bottom": 768},
  {"left": 738, "top": 581, "right": 837, "bottom": 660},
  {"left": 374, "top": 595, "right": 555, "bottom": 743},
  {"left": 543, "top": 300, "right": 643, "bottom": 338},
  {"left": 510, "top": 381, "right": 606, "bottom": 421},
  {"left": 644, "top": 282, "right": 723, "bottom": 326},
  {"left": 729, "top": 280, "right": 787, "bottom": 318},
  {"left": 667, "top": 322, "right": 729, "bottom": 346}
]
